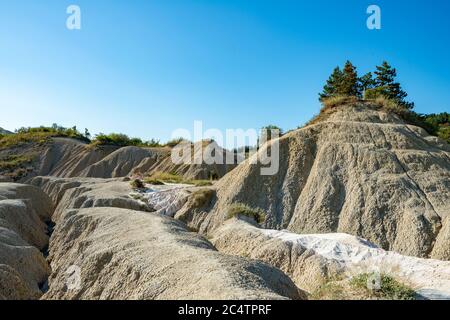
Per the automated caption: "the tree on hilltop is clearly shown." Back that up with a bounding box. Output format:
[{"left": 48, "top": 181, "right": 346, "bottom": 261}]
[
  {"left": 370, "top": 61, "right": 414, "bottom": 109},
  {"left": 319, "top": 67, "right": 344, "bottom": 101},
  {"left": 319, "top": 61, "right": 360, "bottom": 101},
  {"left": 341, "top": 61, "right": 360, "bottom": 97},
  {"left": 359, "top": 72, "right": 376, "bottom": 94}
]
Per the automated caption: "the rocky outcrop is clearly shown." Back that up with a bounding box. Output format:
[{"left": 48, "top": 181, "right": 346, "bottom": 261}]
[
  {"left": 202, "top": 104, "right": 450, "bottom": 260},
  {"left": 0, "top": 183, "right": 52, "bottom": 299},
  {"left": 32, "top": 177, "right": 305, "bottom": 300}
]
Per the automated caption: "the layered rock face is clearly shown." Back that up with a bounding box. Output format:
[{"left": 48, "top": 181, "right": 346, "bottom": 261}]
[
  {"left": 0, "top": 184, "right": 52, "bottom": 299},
  {"left": 202, "top": 104, "right": 450, "bottom": 260},
  {"left": 30, "top": 177, "right": 305, "bottom": 300}
]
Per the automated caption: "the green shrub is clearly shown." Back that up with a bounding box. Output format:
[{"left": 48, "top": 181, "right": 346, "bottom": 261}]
[
  {"left": 0, "top": 124, "right": 89, "bottom": 148},
  {"left": 190, "top": 189, "right": 215, "bottom": 208},
  {"left": 130, "top": 178, "right": 145, "bottom": 190},
  {"left": 226, "top": 203, "right": 266, "bottom": 224},
  {"left": 423, "top": 113, "right": 450, "bottom": 143},
  {"left": 91, "top": 133, "right": 162, "bottom": 148},
  {"left": 92, "top": 133, "right": 140, "bottom": 147},
  {"left": 437, "top": 126, "right": 450, "bottom": 143},
  {"left": 350, "top": 273, "right": 416, "bottom": 300}
]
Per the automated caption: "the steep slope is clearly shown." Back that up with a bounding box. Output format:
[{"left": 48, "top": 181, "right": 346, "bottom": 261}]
[
  {"left": 38, "top": 138, "right": 118, "bottom": 177},
  {"left": 201, "top": 103, "right": 450, "bottom": 260},
  {"left": 0, "top": 184, "right": 52, "bottom": 299}
]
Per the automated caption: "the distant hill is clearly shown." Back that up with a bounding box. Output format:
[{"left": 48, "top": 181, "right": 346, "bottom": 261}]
[{"left": 0, "top": 127, "right": 12, "bottom": 135}]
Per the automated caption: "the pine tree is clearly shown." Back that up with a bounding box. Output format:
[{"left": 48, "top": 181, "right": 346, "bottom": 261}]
[
  {"left": 359, "top": 72, "right": 376, "bottom": 93},
  {"left": 341, "top": 61, "right": 359, "bottom": 97},
  {"left": 374, "top": 61, "right": 414, "bottom": 109},
  {"left": 319, "top": 67, "right": 344, "bottom": 101}
]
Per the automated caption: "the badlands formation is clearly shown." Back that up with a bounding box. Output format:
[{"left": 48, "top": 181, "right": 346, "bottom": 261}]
[
  {"left": 0, "top": 138, "right": 236, "bottom": 182},
  {"left": 0, "top": 102, "right": 449, "bottom": 300}
]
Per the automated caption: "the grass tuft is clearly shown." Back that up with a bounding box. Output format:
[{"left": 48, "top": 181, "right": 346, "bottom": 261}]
[{"left": 226, "top": 203, "right": 266, "bottom": 224}]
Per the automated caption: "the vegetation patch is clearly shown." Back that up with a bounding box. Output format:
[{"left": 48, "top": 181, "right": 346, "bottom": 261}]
[
  {"left": 91, "top": 133, "right": 161, "bottom": 148},
  {"left": 313, "top": 61, "right": 449, "bottom": 144},
  {"left": 0, "top": 154, "right": 35, "bottom": 171},
  {"left": 144, "top": 171, "right": 213, "bottom": 187},
  {"left": 0, "top": 154, "right": 37, "bottom": 181},
  {"left": 190, "top": 189, "right": 215, "bottom": 208},
  {"left": 130, "top": 178, "right": 146, "bottom": 190},
  {"left": 310, "top": 273, "right": 416, "bottom": 300},
  {"left": 350, "top": 272, "right": 416, "bottom": 300},
  {"left": 226, "top": 203, "right": 266, "bottom": 224},
  {"left": 0, "top": 124, "right": 90, "bottom": 148}
]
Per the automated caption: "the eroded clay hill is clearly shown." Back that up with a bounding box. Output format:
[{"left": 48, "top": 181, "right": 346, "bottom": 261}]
[
  {"left": 0, "top": 138, "right": 237, "bottom": 182},
  {"left": 200, "top": 103, "right": 450, "bottom": 260},
  {"left": 26, "top": 177, "right": 304, "bottom": 300}
]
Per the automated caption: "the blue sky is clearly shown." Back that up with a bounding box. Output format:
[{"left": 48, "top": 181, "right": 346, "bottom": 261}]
[{"left": 1, "top": 0, "right": 449, "bottom": 145}]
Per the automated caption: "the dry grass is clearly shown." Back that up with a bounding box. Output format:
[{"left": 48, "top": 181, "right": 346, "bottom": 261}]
[
  {"left": 321, "top": 95, "right": 359, "bottom": 109},
  {"left": 302, "top": 96, "right": 360, "bottom": 128}
]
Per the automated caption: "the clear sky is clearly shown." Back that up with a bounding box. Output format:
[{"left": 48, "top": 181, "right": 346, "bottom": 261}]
[{"left": 1, "top": 0, "right": 449, "bottom": 145}]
